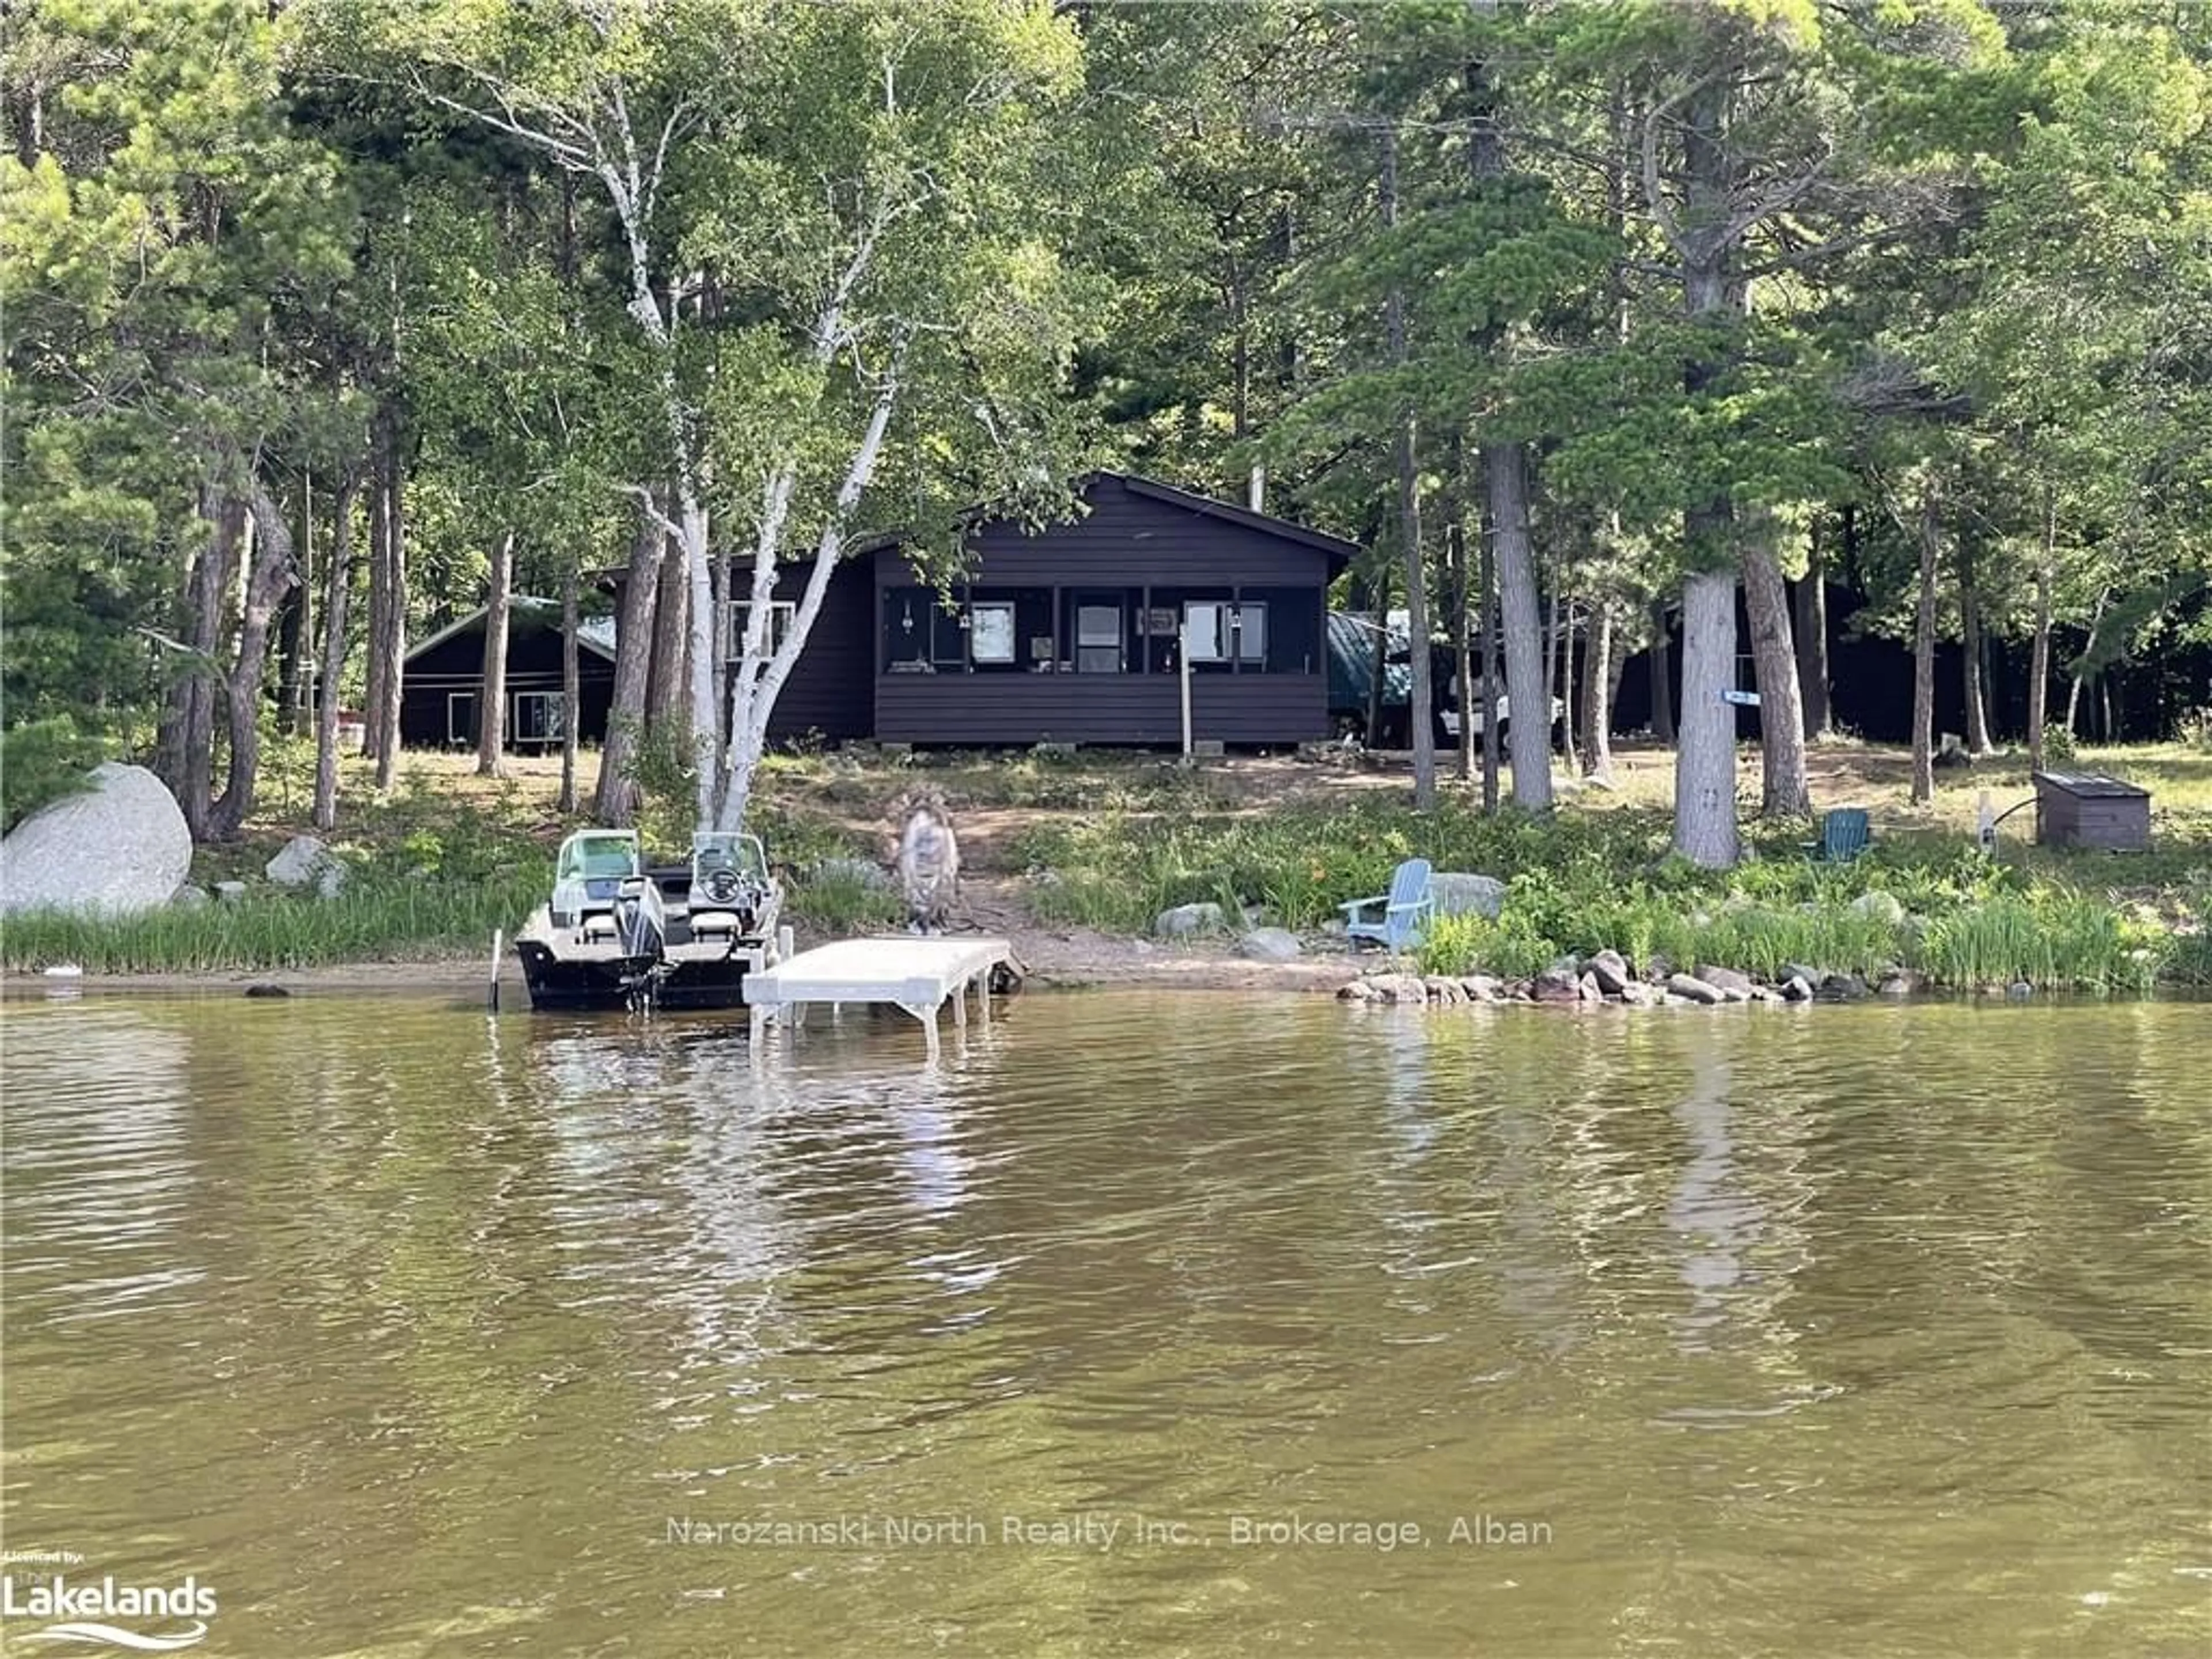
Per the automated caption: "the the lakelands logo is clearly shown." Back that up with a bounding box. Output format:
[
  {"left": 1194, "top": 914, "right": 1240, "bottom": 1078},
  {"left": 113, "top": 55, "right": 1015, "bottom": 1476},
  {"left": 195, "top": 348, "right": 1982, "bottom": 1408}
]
[{"left": 1, "top": 1571, "right": 217, "bottom": 1650}]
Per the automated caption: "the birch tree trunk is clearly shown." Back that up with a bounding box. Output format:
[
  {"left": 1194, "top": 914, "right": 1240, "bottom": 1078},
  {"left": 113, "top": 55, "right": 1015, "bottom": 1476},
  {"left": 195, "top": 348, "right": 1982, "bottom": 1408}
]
[
  {"left": 713, "top": 368, "right": 901, "bottom": 834},
  {"left": 595, "top": 499, "right": 663, "bottom": 825},
  {"left": 1912, "top": 484, "right": 1940, "bottom": 805},
  {"left": 313, "top": 475, "right": 358, "bottom": 834},
  {"left": 209, "top": 485, "right": 300, "bottom": 839},
  {"left": 1959, "top": 536, "right": 1991, "bottom": 754},
  {"left": 2066, "top": 588, "right": 2107, "bottom": 735},
  {"left": 476, "top": 528, "right": 514, "bottom": 777}
]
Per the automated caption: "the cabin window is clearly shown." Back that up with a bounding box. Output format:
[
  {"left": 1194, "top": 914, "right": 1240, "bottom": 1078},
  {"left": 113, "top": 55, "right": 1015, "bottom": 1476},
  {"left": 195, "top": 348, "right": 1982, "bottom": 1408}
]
[
  {"left": 970, "top": 601, "right": 1017, "bottom": 664},
  {"left": 1185, "top": 601, "right": 1267, "bottom": 665},
  {"left": 728, "top": 599, "right": 795, "bottom": 659},
  {"left": 513, "top": 691, "right": 566, "bottom": 744}
]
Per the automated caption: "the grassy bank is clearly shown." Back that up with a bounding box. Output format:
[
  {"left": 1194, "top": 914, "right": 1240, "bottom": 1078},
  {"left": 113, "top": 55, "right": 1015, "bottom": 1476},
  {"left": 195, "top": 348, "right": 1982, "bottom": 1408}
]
[
  {"left": 5, "top": 738, "right": 2205, "bottom": 987},
  {"left": 1016, "top": 800, "right": 2211, "bottom": 992}
]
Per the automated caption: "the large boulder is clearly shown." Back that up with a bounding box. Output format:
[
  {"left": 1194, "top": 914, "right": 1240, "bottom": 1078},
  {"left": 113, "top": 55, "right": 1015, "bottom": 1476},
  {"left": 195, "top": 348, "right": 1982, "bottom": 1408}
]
[
  {"left": 267, "top": 834, "right": 332, "bottom": 887},
  {"left": 1, "top": 764, "right": 193, "bottom": 918},
  {"left": 1429, "top": 872, "right": 1508, "bottom": 920},
  {"left": 1238, "top": 927, "right": 1303, "bottom": 963},
  {"left": 1849, "top": 890, "right": 1906, "bottom": 926},
  {"left": 1156, "top": 901, "right": 1226, "bottom": 938}
]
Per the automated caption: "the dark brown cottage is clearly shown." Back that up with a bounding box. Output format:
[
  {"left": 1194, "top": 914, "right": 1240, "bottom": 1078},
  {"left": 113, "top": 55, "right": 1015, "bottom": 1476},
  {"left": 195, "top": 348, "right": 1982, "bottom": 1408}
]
[{"left": 687, "top": 472, "right": 1359, "bottom": 749}]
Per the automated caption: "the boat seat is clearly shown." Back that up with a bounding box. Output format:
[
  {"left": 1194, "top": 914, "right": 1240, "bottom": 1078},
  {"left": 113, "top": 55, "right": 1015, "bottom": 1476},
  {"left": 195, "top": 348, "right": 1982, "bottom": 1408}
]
[
  {"left": 688, "top": 910, "right": 743, "bottom": 937},
  {"left": 578, "top": 912, "right": 619, "bottom": 941}
]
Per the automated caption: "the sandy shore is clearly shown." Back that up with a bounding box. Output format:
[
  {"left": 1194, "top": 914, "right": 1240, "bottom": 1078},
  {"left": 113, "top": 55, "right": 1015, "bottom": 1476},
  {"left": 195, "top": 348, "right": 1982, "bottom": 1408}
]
[{"left": 11, "top": 912, "right": 1365, "bottom": 1002}]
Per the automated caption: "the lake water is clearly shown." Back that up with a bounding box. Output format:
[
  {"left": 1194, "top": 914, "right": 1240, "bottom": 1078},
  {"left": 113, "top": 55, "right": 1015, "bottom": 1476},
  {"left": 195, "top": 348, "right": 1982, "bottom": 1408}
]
[{"left": 1, "top": 988, "right": 2207, "bottom": 1656}]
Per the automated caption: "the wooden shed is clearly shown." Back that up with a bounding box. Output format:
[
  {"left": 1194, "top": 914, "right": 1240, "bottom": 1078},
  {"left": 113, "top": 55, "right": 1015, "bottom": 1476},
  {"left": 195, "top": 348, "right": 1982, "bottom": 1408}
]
[{"left": 2032, "top": 771, "right": 2152, "bottom": 851}]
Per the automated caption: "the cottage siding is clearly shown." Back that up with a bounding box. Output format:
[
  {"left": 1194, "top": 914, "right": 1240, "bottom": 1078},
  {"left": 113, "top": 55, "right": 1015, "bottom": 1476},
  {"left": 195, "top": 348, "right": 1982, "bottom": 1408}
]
[
  {"left": 756, "top": 562, "right": 873, "bottom": 743},
  {"left": 399, "top": 619, "right": 613, "bottom": 749},
  {"left": 873, "top": 675, "right": 1329, "bottom": 745}
]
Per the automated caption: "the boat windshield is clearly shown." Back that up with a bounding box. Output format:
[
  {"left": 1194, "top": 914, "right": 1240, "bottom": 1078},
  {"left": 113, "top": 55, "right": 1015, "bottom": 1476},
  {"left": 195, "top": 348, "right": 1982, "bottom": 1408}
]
[
  {"left": 691, "top": 833, "right": 767, "bottom": 883},
  {"left": 556, "top": 832, "right": 642, "bottom": 886}
]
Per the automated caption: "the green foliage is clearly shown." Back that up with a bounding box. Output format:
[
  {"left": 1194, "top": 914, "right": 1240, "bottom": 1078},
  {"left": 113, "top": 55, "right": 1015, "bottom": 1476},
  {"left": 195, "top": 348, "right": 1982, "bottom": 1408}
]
[
  {"left": 1017, "top": 794, "right": 2194, "bottom": 989},
  {"left": 0, "top": 868, "right": 548, "bottom": 975},
  {"left": 788, "top": 871, "right": 902, "bottom": 934}
]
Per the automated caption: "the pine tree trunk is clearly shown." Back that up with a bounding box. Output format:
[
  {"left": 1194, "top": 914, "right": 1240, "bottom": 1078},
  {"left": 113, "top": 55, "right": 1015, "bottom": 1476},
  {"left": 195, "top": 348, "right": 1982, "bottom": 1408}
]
[
  {"left": 156, "top": 483, "right": 242, "bottom": 842},
  {"left": 1960, "top": 536, "right": 1991, "bottom": 755},
  {"left": 476, "top": 528, "right": 514, "bottom": 777},
  {"left": 1478, "top": 507, "right": 1501, "bottom": 812},
  {"left": 1650, "top": 599, "right": 1675, "bottom": 744},
  {"left": 2028, "top": 494, "right": 2054, "bottom": 773},
  {"left": 1452, "top": 513, "right": 1474, "bottom": 783},
  {"left": 1486, "top": 444, "right": 1550, "bottom": 809},
  {"left": 1546, "top": 581, "right": 1564, "bottom": 760},
  {"left": 1794, "top": 514, "right": 1831, "bottom": 740},
  {"left": 313, "top": 475, "right": 358, "bottom": 834},
  {"left": 369, "top": 408, "right": 407, "bottom": 790},
  {"left": 1465, "top": 51, "right": 1549, "bottom": 811},
  {"left": 1674, "top": 569, "right": 1740, "bottom": 867},
  {"left": 559, "top": 567, "right": 581, "bottom": 815},
  {"left": 1382, "top": 128, "right": 1435, "bottom": 810},
  {"left": 208, "top": 486, "right": 299, "bottom": 839},
  {"left": 1669, "top": 67, "right": 1743, "bottom": 865},
  {"left": 360, "top": 454, "right": 387, "bottom": 760},
  {"left": 1742, "top": 537, "right": 1810, "bottom": 817},
  {"left": 1912, "top": 484, "right": 1939, "bottom": 805},
  {"left": 1365, "top": 563, "right": 1391, "bottom": 749},
  {"left": 1581, "top": 597, "right": 1614, "bottom": 782},
  {"left": 1559, "top": 585, "right": 1581, "bottom": 775},
  {"left": 595, "top": 498, "right": 664, "bottom": 824},
  {"left": 279, "top": 468, "right": 312, "bottom": 737}
]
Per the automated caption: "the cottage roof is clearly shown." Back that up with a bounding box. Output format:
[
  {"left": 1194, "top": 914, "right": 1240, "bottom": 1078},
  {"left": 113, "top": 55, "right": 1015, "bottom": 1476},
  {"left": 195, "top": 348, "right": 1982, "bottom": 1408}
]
[{"left": 405, "top": 596, "right": 618, "bottom": 665}]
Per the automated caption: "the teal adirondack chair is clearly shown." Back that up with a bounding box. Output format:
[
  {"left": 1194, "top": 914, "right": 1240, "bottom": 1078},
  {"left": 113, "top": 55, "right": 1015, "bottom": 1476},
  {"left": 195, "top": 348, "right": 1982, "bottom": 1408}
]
[
  {"left": 1341, "top": 858, "right": 1435, "bottom": 951},
  {"left": 1805, "top": 808, "right": 1872, "bottom": 863}
]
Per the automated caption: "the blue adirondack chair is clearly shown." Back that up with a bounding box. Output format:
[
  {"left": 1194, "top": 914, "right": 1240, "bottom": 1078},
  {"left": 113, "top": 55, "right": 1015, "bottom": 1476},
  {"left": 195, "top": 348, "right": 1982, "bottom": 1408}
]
[
  {"left": 1340, "top": 858, "right": 1435, "bottom": 951},
  {"left": 1805, "top": 808, "right": 1872, "bottom": 863}
]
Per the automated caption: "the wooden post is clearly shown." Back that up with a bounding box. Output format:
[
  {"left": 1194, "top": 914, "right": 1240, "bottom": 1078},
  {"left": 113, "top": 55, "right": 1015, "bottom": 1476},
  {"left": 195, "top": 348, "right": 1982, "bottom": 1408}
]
[{"left": 1180, "top": 620, "right": 1194, "bottom": 758}]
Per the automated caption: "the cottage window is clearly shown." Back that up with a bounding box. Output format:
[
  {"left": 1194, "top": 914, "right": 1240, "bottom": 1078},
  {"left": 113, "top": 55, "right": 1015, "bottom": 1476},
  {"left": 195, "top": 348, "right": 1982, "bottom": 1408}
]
[
  {"left": 970, "top": 601, "right": 1017, "bottom": 664},
  {"left": 1185, "top": 601, "right": 1267, "bottom": 665},
  {"left": 728, "top": 599, "right": 796, "bottom": 659},
  {"left": 513, "top": 691, "right": 567, "bottom": 744}
]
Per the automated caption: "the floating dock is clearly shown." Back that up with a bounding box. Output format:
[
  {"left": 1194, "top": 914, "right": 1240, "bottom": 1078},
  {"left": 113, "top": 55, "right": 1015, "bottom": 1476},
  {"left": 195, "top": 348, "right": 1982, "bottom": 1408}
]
[{"left": 744, "top": 935, "right": 1012, "bottom": 1060}]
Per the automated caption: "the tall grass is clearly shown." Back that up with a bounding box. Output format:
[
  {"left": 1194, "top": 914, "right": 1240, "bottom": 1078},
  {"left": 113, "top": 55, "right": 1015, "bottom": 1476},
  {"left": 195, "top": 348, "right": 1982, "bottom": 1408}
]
[{"left": 1, "top": 869, "right": 549, "bottom": 974}]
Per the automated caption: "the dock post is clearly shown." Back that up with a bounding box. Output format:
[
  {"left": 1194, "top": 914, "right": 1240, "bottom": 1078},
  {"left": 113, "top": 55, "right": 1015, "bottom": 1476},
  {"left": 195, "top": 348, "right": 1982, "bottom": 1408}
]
[
  {"left": 488, "top": 929, "right": 502, "bottom": 1012},
  {"left": 950, "top": 984, "right": 967, "bottom": 1030}
]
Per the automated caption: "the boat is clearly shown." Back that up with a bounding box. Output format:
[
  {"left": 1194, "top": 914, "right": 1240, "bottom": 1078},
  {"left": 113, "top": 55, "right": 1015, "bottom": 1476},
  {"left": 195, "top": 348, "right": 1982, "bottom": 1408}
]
[{"left": 513, "top": 828, "right": 784, "bottom": 1012}]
